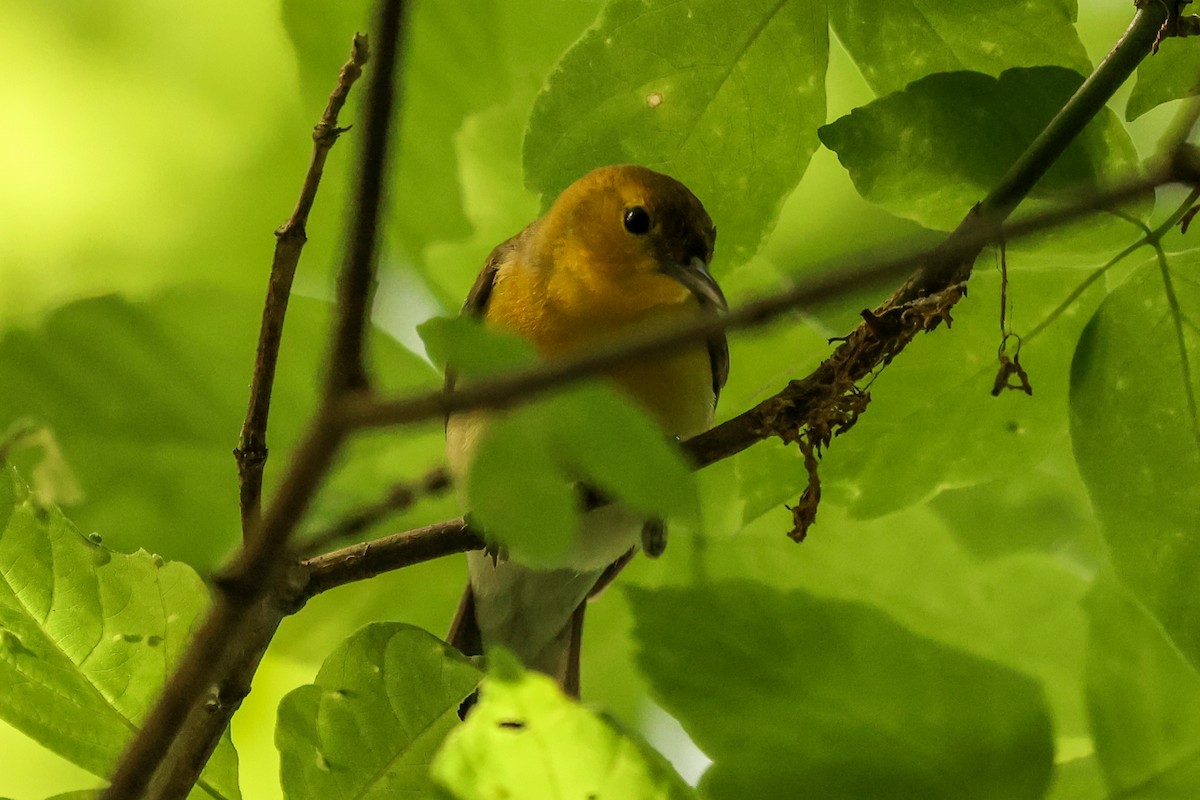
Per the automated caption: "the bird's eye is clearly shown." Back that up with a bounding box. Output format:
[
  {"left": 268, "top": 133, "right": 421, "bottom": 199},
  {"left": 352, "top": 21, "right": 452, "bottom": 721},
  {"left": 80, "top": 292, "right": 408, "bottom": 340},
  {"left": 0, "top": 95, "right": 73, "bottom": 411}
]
[{"left": 623, "top": 206, "right": 651, "bottom": 235}]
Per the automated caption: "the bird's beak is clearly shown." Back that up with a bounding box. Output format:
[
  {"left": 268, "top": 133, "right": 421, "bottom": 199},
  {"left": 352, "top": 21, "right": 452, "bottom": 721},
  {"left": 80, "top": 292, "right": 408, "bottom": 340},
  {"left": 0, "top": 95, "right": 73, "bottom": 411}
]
[{"left": 661, "top": 256, "right": 727, "bottom": 312}]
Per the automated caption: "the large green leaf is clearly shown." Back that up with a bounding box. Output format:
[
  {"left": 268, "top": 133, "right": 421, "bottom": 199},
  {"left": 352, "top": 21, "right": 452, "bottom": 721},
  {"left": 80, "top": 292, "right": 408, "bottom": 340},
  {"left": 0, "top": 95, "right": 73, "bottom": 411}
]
[
  {"left": 524, "top": 0, "right": 829, "bottom": 264},
  {"left": 276, "top": 623, "right": 482, "bottom": 799},
  {"left": 829, "top": 0, "right": 1089, "bottom": 96},
  {"left": 0, "top": 289, "right": 439, "bottom": 568},
  {"left": 1086, "top": 575, "right": 1200, "bottom": 798},
  {"left": 1126, "top": 36, "right": 1200, "bottom": 121},
  {"left": 819, "top": 67, "right": 1144, "bottom": 232},
  {"left": 431, "top": 652, "right": 695, "bottom": 800},
  {"left": 466, "top": 385, "right": 699, "bottom": 566},
  {"left": 0, "top": 467, "right": 239, "bottom": 799},
  {"left": 629, "top": 581, "right": 1054, "bottom": 800},
  {"left": 1070, "top": 252, "right": 1200, "bottom": 668},
  {"left": 685, "top": 504, "right": 1092, "bottom": 740}
]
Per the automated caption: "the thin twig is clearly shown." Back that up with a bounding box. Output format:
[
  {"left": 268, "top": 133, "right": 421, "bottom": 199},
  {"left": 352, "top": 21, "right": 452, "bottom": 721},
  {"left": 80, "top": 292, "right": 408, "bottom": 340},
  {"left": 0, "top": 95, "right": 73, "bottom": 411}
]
[
  {"left": 102, "top": 4, "right": 412, "bottom": 798},
  {"left": 343, "top": 168, "right": 1171, "bottom": 436},
  {"left": 235, "top": 34, "right": 370, "bottom": 538},
  {"left": 326, "top": 4, "right": 407, "bottom": 394},
  {"left": 102, "top": 4, "right": 1198, "bottom": 797},
  {"left": 298, "top": 164, "right": 1191, "bottom": 592},
  {"left": 301, "top": 518, "right": 484, "bottom": 598},
  {"left": 300, "top": 467, "right": 452, "bottom": 556}
]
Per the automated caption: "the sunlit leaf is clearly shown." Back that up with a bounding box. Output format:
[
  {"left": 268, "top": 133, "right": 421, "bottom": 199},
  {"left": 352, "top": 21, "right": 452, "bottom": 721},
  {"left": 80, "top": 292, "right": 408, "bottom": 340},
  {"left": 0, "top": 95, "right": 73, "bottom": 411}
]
[
  {"left": 0, "top": 468, "right": 239, "bottom": 800},
  {"left": 276, "top": 623, "right": 482, "bottom": 799},
  {"left": 1085, "top": 575, "right": 1200, "bottom": 797},
  {"left": 467, "top": 386, "right": 698, "bottom": 566},
  {"left": 418, "top": 315, "right": 537, "bottom": 378},
  {"left": 432, "top": 651, "right": 695, "bottom": 800},
  {"left": 829, "top": 0, "right": 1089, "bottom": 96},
  {"left": 1071, "top": 251, "right": 1200, "bottom": 668}
]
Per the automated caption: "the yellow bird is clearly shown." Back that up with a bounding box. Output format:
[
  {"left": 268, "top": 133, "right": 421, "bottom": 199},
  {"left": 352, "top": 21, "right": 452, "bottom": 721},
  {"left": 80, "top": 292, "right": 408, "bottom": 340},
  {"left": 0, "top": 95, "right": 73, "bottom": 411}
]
[{"left": 446, "top": 165, "right": 728, "bottom": 695}]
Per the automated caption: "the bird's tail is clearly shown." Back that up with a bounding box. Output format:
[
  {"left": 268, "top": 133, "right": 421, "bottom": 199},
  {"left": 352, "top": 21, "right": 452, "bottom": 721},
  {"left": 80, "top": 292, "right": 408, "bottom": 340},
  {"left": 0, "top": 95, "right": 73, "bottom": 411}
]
[{"left": 447, "top": 582, "right": 586, "bottom": 697}]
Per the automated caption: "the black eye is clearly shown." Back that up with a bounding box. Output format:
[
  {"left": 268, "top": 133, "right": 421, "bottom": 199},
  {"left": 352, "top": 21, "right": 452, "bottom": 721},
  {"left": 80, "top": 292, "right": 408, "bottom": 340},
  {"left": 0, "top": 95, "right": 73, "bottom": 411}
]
[{"left": 623, "top": 206, "right": 651, "bottom": 235}]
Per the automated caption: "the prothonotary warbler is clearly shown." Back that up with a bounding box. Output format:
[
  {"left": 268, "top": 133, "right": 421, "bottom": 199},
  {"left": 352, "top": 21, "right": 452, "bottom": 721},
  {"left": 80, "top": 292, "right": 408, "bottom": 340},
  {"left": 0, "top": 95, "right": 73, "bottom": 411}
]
[{"left": 446, "top": 164, "right": 728, "bottom": 696}]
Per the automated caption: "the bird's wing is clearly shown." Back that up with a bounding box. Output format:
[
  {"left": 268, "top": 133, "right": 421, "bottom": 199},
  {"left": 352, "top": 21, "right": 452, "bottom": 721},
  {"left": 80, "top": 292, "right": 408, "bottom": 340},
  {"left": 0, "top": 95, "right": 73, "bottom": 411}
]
[
  {"left": 446, "top": 240, "right": 516, "bottom": 658},
  {"left": 462, "top": 235, "right": 520, "bottom": 318},
  {"left": 708, "top": 332, "right": 730, "bottom": 401},
  {"left": 443, "top": 234, "right": 520, "bottom": 400}
]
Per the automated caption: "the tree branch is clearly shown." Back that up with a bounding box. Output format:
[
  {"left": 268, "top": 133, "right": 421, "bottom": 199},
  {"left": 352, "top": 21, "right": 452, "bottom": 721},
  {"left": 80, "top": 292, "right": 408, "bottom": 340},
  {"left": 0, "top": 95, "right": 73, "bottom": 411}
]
[
  {"left": 102, "top": 3, "right": 1199, "bottom": 798},
  {"left": 102, "top": 3, "right": 412, "bottom": 798},
  {"left": 301, "top": 153, "right": 1195, "bottom": 587},
  {"left": 325, "top": 0, "right": 407, "bottom": 394},
  {"left": 299, "top": 466, "right": 451, "bottom": 556},
  {"left": 343, "top": 171, "right": 1171, "bottom": 435},
  {"left": 311, "top": 3, "right": 1200, "bottom": 576},
  {"left": 235, "top": 34, "right": 370, "bottom": 539},
  {"left": 301, "top": 517, "right": 483, "bottom": 598}
]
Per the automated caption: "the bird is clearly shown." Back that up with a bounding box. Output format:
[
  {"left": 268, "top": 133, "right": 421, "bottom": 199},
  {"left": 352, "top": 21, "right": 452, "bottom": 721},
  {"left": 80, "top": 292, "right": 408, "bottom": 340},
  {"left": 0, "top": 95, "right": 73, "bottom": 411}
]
[{"left": 445, "top": 164, "right": 728, "bottom": 696}]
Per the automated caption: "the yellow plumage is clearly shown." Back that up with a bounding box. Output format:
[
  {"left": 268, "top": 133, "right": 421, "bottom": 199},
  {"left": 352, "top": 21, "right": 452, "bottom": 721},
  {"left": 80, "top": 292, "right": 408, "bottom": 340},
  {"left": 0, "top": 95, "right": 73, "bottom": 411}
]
[{"left": 446, "top": 164, "right": 727, "bottom": 694}]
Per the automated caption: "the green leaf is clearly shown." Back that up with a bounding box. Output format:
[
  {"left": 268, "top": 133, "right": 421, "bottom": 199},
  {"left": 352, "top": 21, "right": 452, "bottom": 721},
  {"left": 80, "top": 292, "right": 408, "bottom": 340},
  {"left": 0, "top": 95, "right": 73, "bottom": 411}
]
[
  {"left": 467, "top": 405, "right": 580, "bottom": 564},
  {"left": 0, "top": 467, "right": 240, "bottom": 800},
  {"left": 276, "top": 622, "right": 482, "bottom": 800},
  {"left": 1126, "top": 36, "right": 1200, "bottom": 121},
  {"left": 421, "top": 104, "right": 542, "bottom": 307},
  {"left": 417, "top": 315, "right": 538, "bottom": 378},
  {"left": 431, "top": 652, "right": 696, "bottom": 800},
  {"left": 685, "top": 505, "right": 1092, "bottom": 739},
  {"left": 629, "top": 581, "right": 1054, "bottom": 800},
  {"left": 524, "top": 0, "right": 829, "bottom": 264},
  {"left": 0, "top": 289, "right": 438, "bottom": 569},
  {"left": 819, "top": 67, "right": 1144, "bottom": 231},
  {"left": 1085, "top": 575, "right": 1200, "bottom": 797},
  {"left": 281, "top": 0, "right": 601, "bottom": 277},
  {"left": 1070, "top": 252, "right": 1200, "bottom": 668},
  {"left": 818, "top": 260, "right": 1106, "bottom": 520},
  {"left": 829, "top": 0, "right": 1090, "bottom": 96},
  {"left": 1047, "top": 753, "right": 1105, "bottom": 800},
  {"left": 466, "top": 386, "right": 699, "bottom": 566}
]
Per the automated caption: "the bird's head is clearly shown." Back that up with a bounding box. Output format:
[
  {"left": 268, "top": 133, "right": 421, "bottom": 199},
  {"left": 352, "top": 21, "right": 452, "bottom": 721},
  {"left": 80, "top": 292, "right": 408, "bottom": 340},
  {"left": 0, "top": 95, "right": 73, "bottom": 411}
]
[{"left": 532, "top": 165, "right": 726, "bottom": 317}]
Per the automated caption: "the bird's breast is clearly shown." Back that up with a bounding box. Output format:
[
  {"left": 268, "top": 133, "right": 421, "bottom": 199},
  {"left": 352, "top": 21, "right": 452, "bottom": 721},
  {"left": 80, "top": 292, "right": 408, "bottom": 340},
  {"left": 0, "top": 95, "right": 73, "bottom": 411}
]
[{"left": 486, "top": 265, "right": 716, "bottom": 438}]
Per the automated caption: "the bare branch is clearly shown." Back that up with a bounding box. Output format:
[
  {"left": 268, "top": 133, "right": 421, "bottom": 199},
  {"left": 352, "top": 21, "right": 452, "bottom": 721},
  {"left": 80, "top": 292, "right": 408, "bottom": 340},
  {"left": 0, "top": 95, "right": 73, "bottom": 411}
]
[
  {"left": 301, "top": 518, "right": 484, "bottom": 598},
  {"left": 300, "top": 467, "right": 452, "bottom": 556},
  {"left": 101, "top": 4, "right": 1200, "bottom": 797},
  {"left": 345, "top": 167, "right": 1172, "bottom": 436},
  {"left": 235, "top": 34, "right": 370, "bottom": 539},
  {"left": 326, "top": 1, "right": 409, "bottom": 394},
  {"left": 103, "top": 3, "right": 412, "bottom": 797}
]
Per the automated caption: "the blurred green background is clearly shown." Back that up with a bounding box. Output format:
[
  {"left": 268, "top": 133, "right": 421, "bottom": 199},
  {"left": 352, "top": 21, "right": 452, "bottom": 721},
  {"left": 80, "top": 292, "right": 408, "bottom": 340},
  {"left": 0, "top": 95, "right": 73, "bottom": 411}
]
[{"left": 1, "top": 1, "right": 1193, "bottom": 797}]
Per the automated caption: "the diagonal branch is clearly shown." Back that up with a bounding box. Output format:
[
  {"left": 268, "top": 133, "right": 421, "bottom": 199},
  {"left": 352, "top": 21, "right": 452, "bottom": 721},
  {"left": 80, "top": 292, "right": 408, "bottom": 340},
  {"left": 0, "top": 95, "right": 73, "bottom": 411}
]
[
  {"left": 309, "top": 1, "right": 1198, "bottom": 577},
  {"left": 303, "top": 153, "right": 1198, "bottom": 593},
  {"left": 102, "top": 3, "right": 1200, "bottom": 798},
  {"left": 102, "top": 3, "right": 413, "bottom": 799},
  {"left": 235, "top": 34, "right": 369, "bottom": 539}
]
